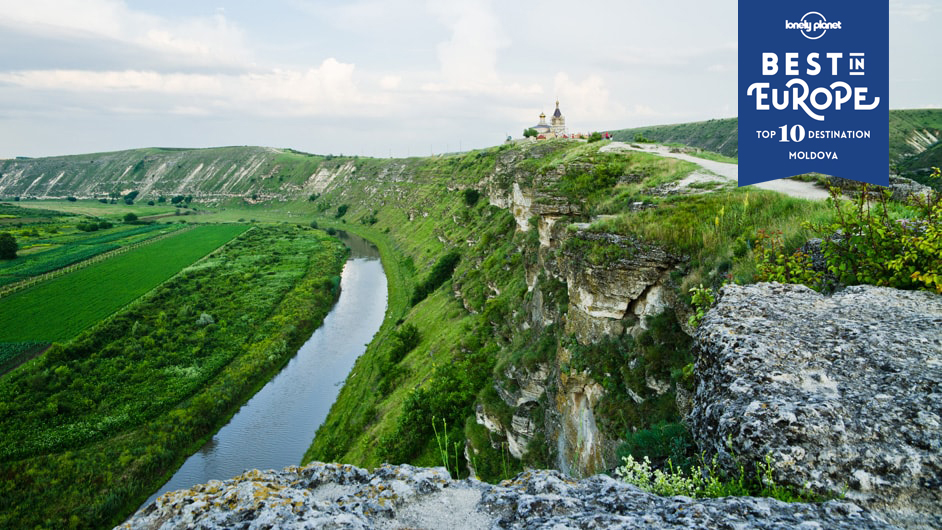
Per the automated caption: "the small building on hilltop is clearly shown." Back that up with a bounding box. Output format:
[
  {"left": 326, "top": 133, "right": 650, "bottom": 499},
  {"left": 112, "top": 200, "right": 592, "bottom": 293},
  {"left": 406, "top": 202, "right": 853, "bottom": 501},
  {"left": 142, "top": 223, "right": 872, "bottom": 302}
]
[
  {"left": 550, "top": 100, "right": 566, "bottom": 136},
  {"left": 529, "top": 100, "right": 567, "bottom": 138}
]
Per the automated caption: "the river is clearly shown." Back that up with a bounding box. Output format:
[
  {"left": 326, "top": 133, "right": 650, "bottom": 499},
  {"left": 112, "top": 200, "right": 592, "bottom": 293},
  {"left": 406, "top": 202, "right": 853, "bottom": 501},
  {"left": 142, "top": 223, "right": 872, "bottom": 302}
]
[{"left": 144, "top": 231, "right": 386, "bottom": 504}]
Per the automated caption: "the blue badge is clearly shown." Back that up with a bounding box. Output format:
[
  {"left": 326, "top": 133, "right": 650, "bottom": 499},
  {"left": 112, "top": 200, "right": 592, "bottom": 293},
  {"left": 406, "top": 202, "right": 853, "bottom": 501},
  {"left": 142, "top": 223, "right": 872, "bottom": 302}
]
[{"left": 738, "top": 2, "right": 888, "bottom": 187}]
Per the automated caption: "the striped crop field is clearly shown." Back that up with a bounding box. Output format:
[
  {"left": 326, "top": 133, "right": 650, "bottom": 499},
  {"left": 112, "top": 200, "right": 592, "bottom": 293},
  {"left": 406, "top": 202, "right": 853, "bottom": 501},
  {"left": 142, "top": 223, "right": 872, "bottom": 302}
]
[{"left": 0, "top": 223, "right": 249, "bottom": 342}]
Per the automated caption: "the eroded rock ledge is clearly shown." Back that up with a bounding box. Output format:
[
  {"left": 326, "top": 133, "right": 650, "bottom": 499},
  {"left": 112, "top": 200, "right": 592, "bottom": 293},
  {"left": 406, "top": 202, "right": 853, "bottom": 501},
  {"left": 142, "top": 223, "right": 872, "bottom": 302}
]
[
  {"left": 118, "top": 463, "right": 893, "bottom": 529},
  {"left": 690, "top": 283, "right": 942, "bottom": 529}
]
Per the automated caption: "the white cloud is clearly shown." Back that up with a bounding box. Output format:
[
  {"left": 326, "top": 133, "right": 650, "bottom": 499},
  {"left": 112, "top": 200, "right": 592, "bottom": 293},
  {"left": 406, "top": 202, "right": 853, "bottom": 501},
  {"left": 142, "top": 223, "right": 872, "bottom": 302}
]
[
  {"left": 380, "top": 75, "right": 402, "bottom": 90},
  {"left": 552, "top": 72, "right": 625, "bottom": 123},
  {"left": 0, "top": 0, "right": 252, "bottom": 68},
  {"left": 426, "top": 0, "right": 509, "bottom": 91},
  {"left": 890, "top": 1, "right": 940, "bottom": 22},
  {"left": 0, "top": 58, "right": 383, "bottom": 117}
]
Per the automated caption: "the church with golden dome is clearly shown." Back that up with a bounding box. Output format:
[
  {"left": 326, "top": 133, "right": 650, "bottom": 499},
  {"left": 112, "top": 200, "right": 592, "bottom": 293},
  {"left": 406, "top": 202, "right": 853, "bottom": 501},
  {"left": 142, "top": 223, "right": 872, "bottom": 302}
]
[{"left": 531, "top": 100, "right": 567, "bottom": 138}]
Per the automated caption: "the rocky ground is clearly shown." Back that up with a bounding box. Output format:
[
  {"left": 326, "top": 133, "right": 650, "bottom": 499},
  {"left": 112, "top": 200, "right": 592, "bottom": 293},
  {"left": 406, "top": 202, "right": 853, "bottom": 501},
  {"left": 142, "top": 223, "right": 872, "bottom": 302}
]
[
  {"left": 118, "top": 462, "right": 895, "bottom": 529},
  {"left": 690, "top": 283, "right": 942, "bottom": 529}
]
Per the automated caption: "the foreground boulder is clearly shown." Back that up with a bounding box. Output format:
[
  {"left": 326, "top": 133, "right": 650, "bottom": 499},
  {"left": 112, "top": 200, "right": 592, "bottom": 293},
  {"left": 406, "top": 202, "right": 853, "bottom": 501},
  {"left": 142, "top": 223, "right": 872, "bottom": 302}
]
[
  {"left": 118, "top": 462, "right": 891, "bottom": 529},
  {"left": 690, "top": 283, "right": 942, "bottom": 529}
]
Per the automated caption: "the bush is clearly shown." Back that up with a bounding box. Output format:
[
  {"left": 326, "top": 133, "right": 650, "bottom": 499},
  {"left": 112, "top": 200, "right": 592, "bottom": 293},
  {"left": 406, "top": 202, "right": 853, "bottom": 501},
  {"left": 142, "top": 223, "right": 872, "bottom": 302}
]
[
  {"left": 0, "top": 232, "right": 17, "bottom": 259},
  {"left": 66, "top": 196, "right": 77, "bottom": 202},
  {"left": 785, "top": 173, "right": 942, "bottom": 293},
  {"left": 411, "top": 251, "right": 460, "bottom": 305},
  {"left": 388, "top": 323, "right": 420, "bottom": 364},
  {"left": 463, "top": 189, "right": 480, "bottom": 207},
  {"left": 309, "top": 220, "right": 318, "bottom": 229},
  {"left": 588, "top": 132, "right": 603, "bottom": 143},
  {"left": 335, "top": 204, "right": 349, "bottom": 218},
  {"left": 123, "top": 212, "right": 139, "bottom": 223}
]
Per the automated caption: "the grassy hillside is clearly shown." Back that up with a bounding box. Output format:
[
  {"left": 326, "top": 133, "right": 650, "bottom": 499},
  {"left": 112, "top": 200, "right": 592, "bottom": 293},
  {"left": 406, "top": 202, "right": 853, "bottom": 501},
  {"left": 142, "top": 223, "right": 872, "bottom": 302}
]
[
  {"left": 2, "top": 109, "right": 938, "bottom": 205},
  {"left": 293, "top": 139, "right": 843, "bottom": 486},
  {"left": 888, "top": 108, "right": 942, "bottom": 161},
  {"left": 609, "top": 110, "right": 942, "bottom": 169},
  {"left": 610, "top": 118, "right": 739, "bottom": 157},
  {"left": 0, "top": 146, "right": 349, "bottom": 202}
]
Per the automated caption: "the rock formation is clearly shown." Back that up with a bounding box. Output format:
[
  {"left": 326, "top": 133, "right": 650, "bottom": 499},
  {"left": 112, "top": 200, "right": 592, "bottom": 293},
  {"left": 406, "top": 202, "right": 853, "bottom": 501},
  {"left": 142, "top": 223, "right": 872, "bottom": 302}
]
[
  {"left": 118, "top": 462, "right": 894, "bottom": 529},
  {"left": 690, "top": 283, "right": 942, "bottom": 529}
]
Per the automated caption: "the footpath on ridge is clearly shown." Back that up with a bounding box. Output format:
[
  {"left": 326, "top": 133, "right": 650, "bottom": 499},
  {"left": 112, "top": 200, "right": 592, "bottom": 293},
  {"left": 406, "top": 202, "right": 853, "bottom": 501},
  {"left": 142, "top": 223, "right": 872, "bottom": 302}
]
[{"left": 601, "top": 141, "right": 832, "bottom": 200}]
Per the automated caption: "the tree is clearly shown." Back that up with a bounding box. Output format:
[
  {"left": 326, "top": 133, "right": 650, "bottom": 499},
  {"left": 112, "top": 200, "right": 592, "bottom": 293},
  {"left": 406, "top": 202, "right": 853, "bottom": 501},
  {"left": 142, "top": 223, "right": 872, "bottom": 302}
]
[
  {"left": 123, "top": 212, "right": 138, "bottom": 223},
  {"left": 0, "top": 232, "right": 17, "bottom": 260},
  {"left": 523, "top": 128, "right": 538, "bottom": 138}
]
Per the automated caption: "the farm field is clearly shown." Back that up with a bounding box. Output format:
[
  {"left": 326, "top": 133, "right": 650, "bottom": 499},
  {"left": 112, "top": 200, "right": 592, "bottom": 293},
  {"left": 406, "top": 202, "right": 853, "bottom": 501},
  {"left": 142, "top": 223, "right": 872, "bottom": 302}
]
[
  {"left": 0, "top": 223, "right": 248, "bottom": 342},
  {"left": 0, "top": 223, "right": 183, "bottom": 287},
  {"left": 0, "top": 224, "right": 347, "bottom": 529},
  {"left": 13, "top": 199, "right": 182, "bottom": 219}
]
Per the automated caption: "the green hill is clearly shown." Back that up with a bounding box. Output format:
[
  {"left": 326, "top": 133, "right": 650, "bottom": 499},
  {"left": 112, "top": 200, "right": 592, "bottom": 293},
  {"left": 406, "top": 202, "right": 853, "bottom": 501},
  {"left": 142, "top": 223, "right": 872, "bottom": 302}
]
[
  {"left": 0, "top": 146, "right": 339, "bottom": 202},
  {"left": 609, "top": 109, "right": 942, "bottom": 172},
  {"left": 610, "top": 118, "right": 739, "bottom": 157}
]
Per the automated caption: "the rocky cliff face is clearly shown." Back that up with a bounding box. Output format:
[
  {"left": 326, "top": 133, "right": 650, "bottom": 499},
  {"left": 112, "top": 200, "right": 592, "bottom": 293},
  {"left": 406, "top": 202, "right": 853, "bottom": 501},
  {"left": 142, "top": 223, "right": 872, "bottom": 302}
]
[
  {"left": 475, "top": 145, "right": 687, "bottom": 478},
  {"left": 690, "top": 283, "right": 942, "bottom": 529},
  {"left": 118, "top": 462, "right": 894, "bottom": 529}
]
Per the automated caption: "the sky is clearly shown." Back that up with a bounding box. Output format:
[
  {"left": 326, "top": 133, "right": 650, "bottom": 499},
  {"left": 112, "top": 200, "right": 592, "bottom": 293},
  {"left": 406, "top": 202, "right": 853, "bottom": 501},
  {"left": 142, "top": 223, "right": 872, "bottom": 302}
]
[{"left": 0, "top": 0, "right": 939, "bottom": 159}]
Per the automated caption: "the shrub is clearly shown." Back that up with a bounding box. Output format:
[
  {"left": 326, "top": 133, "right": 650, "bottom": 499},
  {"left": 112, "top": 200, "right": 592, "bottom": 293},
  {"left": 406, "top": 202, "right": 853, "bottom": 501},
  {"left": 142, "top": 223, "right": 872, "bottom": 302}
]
[
  {"left": 388, "top": 323, "right": 420, "bottom": 364},
  {"left": 463, "top": 189, "right": 480, "bottom": 207},
  {"left": 66, "top": 196, "right": 77, "bottom": 202},
  {"left": 588, "top": 131, "right": 603, "bottom": 143},
  {"left": 687, "top": 284, "right": 716, "bottom": 329},
  {"left": 753, "top": 229, "right": 824, "bottom": 290},
  {"left": 0, "top": 232, "right": 17, "bottom": 259},
  {"left": 814, "top": 178, "right": 940, "bottom": 292},
  {"left": 123, "top": 212, "right": 139, "bottom": 223},
  {"left": 335, "top": 204, "right": 349, "bottom": 218},
  {"left": 309, "top": 220, "right": 318, "bottom": 229},
  {"left": 411, "top": 251, "right": 460, "bottom": 305}
]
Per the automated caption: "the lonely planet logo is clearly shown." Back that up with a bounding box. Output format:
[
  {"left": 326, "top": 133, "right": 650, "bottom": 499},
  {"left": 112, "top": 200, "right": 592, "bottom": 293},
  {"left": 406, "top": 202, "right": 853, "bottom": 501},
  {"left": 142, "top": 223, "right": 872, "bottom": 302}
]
[{"left": 785, "top": 12, "right": 842, "bottom": 40}]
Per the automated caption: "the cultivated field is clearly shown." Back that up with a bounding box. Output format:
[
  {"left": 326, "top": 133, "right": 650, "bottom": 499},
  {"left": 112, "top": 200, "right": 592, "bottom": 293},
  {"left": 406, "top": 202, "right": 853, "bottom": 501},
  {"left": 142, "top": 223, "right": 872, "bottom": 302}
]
[{"left": 0, "top": 223, "right": 248, "bottom": 342}]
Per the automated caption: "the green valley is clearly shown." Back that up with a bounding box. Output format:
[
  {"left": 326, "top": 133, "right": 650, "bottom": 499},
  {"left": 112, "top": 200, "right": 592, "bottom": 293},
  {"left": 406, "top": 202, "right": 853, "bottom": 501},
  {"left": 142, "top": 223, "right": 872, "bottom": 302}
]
[{"left": 0, "top": 111, "right": 939, "bottom": 528}]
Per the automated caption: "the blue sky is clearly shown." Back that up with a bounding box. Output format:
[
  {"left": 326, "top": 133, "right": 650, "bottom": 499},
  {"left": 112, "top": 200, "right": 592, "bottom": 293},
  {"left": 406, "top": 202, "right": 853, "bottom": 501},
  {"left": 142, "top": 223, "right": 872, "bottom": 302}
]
[{"left": 0, "top": 0, "right": 938, "bottom": 158}]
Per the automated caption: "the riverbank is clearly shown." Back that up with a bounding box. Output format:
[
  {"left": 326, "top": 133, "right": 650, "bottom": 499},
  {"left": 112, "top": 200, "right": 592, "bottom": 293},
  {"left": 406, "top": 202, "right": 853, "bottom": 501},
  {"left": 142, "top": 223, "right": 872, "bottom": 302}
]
[
  {"left": 0, "top": 225, "right": 347, "bottom": 529},
  {"left": 144, "top": 231, "right": 386, "bottom": 505}
]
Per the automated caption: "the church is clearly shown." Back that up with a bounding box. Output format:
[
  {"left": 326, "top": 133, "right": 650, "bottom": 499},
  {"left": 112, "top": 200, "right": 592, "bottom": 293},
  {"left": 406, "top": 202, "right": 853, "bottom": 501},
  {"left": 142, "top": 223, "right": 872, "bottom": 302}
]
[{"left": 531, "top": 100, "right": 567, "bottom": 138}]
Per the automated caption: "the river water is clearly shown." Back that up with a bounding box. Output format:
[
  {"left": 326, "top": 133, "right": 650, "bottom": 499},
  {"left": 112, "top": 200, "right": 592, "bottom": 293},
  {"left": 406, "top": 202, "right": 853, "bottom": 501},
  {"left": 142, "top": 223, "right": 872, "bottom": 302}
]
[{"left": 144, "top": 231, "right": 386, "bottom": 505}]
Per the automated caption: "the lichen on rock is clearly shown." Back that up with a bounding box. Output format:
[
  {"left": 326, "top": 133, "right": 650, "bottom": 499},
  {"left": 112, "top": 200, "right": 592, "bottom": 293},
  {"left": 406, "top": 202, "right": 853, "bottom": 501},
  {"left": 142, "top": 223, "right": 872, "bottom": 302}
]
[
  {"left": 118, "top": 462, "right": 894, "bottom": 529},
  {"left": 689, "top": 282, "right": 942, "bottom": 529}
]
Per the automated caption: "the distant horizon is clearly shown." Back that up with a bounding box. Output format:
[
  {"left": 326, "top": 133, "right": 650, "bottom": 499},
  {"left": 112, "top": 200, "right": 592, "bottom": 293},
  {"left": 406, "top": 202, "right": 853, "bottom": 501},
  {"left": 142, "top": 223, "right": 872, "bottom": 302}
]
[
  {"left": 4, "top": 108, "right": 941, "bottom": 161},
  {"left": 1, "top": 1, "right": 938, "bottom": 159}
]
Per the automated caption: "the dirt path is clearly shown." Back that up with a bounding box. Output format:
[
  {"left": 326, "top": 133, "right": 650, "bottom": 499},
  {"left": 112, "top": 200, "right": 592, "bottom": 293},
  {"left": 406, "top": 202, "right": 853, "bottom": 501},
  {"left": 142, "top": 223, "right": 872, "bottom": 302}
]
[{"left": 600, "top": 142, "right": 831, "bottom": 200}]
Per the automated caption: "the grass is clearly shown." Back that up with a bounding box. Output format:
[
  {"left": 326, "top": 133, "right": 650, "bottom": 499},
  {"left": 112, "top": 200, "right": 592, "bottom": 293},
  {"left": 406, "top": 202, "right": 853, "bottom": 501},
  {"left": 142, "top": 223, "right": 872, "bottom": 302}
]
[
  {"left": 0, "top": 224, "right": 181, "bottom": 286},
  {"left": 0, "top": 225, "right": 347, "bottom": 529},
  {"left": 587, "top": 189, "right": 836, "bottom": 290},
  {"left": 0, "top": 224, "right": 248, "bottom": 342},
  {"left": 15, "top": 199, "right": 180, "bottom": 219}
]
